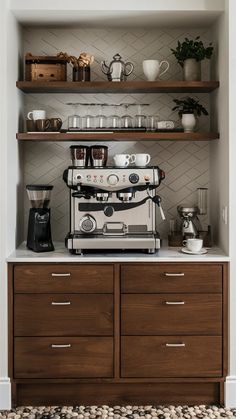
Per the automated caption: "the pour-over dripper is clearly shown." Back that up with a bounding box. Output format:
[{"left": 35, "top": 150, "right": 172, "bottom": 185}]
[{"left": 26, "top": 185, "right": 53, "bottom": 209}]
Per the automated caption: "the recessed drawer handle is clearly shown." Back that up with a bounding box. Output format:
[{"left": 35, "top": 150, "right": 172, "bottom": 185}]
[
  {"left": 51, "top": 344, "right": 71, "bottom": 348},
  {"left": 164, "top": 272, "right": 185, "bottom": 277},
  {"left": 165, "top": 301, "right": 185, "bottom": 305},
  {"left": 51, "top": 301, "right": 71, "bottom": 306},
  {"left": 165, "top": 343, "right": 186, "bottom": 347},
  {"left": 51, "top": 273, "right": 71, "bottom": 277}
]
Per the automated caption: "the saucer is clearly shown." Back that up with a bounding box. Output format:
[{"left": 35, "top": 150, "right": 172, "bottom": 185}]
[{"left": 181, "top": 247, "right": 208, "bottom": 255}]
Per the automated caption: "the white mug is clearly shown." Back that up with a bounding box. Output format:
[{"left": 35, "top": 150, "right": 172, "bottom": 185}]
[
  {"left": 183, "top": 238, "right": 203, "bottom": 252},
  {"left": 132, "top": 153, "right": 151, "bottom": 167},
  {"left": 114, "top": 154, "right": 132, "bottom": 167},
  {"left": 143, "top": 59, "right": 169, "bottom": 81},
  {"left": 27, "top": 110, "right": 46, "bottom": 121}
]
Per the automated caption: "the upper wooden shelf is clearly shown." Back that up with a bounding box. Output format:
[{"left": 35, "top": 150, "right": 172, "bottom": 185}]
[
  {"left": 16, "top": 132, "right": 219, "bottom": 142},
  {"left": 16, "top": 80, "right": 219, "bottom": 94}
]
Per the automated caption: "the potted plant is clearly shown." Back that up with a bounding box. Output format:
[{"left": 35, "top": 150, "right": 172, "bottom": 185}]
[
  {"left": 172, "top": 97, "right": 208, "bottom": 132},
  {"left": 170, "top": 36, "right": 213, "bottom": 81}
]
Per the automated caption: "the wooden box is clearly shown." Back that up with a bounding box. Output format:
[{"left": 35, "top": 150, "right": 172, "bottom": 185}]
[{"left": 25, "top": 54, "right": 67, "bottom": 82}]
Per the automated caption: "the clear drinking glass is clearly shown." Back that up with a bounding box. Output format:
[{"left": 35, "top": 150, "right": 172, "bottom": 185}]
[
  {"left": 121, "top": 115, "right": 133, "bottom": 129},
  {"left": 82, "top": 105, "right": 95, "bottom": 130},
  {"left": 108, "top": 114, "right": 120, "bottom": 129},
  {"left": 68, "top": 115, "right": 81, "bottom": 130},
  {"left": 134, "top": 114, "right": 147, "bottom": 129},
  {"left": 197, "top": 188, "right": 208, "bottom": 215},
  {"left": 96, "top": 105, "right": 107, "bottom": 129},
  {"left": 147, "top": 115, "right": 159, "bottom": 131},
  {"left": 67, "top": 103, "right": 81, "bottom": 131}
]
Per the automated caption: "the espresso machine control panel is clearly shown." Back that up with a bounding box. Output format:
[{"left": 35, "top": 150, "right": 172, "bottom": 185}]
[{"left": 66, "top": 167, "right": 164, "bottom": 191}]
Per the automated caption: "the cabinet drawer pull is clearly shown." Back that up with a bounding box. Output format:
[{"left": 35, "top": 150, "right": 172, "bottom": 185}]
[
  {"left": 165, "top": 301, "right": 185, "bottom": 305},
  {"left": 164, "top": 272, "right": 185, "bottom": 277},
  {"left": 51, "top": 344, "right": 71, "bottom": 348},
  {"left": 51, "top": 273, "right": 71, "bottom": 277},
  {"left": 165, "top": 343, "right": 186, "bottom": 347},
  {"left": 51, "top": 301, "right": 71, "bottom": 306}
]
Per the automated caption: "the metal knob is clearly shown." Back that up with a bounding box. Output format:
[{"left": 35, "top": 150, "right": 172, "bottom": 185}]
[
  {"left": 79, "top": 214, "right": 96, "bottom": 233},
  {"left": 107, "top": 174, "right": 119, "bottom": 185},
  {"left": 104, "top": 206, "right": 114, "bottom": 217}
]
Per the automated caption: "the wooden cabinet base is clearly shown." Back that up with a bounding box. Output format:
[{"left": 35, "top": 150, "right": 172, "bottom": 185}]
[
  {"left": 14, "top": 381, "right": 223, "bottom": 406},
  {"left": 8, "top": 261, "right": 228, "bottom": 407}
]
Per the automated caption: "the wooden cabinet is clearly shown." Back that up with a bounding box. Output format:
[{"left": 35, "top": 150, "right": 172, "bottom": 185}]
[
  {"left": 15, "top": 294, "right": 113, "bottom": 336},
  {"left": 121, "top": 294, "right": 222, "bottom": 335},
  {"left": 121, "top": 336, "right": 222, "bottom": 378},
  {"left": 15, "top": 337, "right": 113, "bottom": 378},
  {"left": 8, "top": 261, "right": 228, "bottom": 406}
]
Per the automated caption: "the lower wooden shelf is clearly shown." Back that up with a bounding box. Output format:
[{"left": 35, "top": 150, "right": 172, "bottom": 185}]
[{"left": 16, "top": 132, "right": 219, "bottom": 142}]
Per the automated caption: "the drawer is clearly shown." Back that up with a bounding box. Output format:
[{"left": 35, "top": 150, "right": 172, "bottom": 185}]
[
  {"left": 121, "top": 336, "right": 222, "bottom": 378},
  {"left": 14, "top": 294, "right": 113, "bottom": 336},
  {"left": 121, "top": 294, "right": 222, "bottom": 335},
  {"left": 121, "top": 264, "right": 222, "bottom": 293},
  {"left": 14, "top": 337, "right": 113, "bottom": 378},
  {"left": 14, "top": 264, "right": 113, "bottom": 293}
]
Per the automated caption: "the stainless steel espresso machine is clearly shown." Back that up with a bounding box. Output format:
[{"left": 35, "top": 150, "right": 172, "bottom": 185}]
[{"left": 63, "top": 166, "right": 165, "bottom": 254}]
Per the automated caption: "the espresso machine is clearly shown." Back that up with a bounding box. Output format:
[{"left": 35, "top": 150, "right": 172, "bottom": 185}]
[
  {"left": 63, "top": 166, "right": 165, "bottom": 254},
  {"left": 26, "top": 185, "right": 54, "bottom": 252}
]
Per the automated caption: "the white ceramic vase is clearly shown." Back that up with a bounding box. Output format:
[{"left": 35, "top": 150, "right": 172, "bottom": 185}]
[{"left": 181, "top": 113, "right": 196, "bottom": 132}]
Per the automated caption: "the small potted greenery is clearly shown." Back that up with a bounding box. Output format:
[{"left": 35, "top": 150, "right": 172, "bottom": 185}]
[
  {"left": 172, "top": 97, "right": 209, "bottom": 132},
  {"left": 170, "top": 36, "right": 213, "bottom": 81}
]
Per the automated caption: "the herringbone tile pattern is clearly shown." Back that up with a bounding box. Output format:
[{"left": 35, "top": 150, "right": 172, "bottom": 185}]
[{"left": 23, "top": 27, "right": 212, "bottom": 240}]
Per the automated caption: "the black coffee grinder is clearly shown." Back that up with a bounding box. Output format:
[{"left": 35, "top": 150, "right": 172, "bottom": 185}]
[{"left": 26, "top": 185, "right": 54, "bottom": 252}]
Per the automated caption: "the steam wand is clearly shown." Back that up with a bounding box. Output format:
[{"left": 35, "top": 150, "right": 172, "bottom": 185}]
[{"left": 146, "top": 188, "right": 166, "bottom": 221}]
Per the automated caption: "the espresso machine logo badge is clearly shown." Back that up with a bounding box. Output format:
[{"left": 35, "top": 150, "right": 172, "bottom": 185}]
[{"left": 26, "top": 185, "right": 54, "bottom": 252}]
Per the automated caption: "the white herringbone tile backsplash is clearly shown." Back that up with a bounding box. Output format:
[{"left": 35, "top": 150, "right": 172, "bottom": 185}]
[{"left": 23, "top": 26, "right": 212, "bottom": 241}]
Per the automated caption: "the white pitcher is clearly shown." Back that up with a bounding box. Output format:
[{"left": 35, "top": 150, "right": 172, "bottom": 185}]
[{"left": 143, "top": 59, "right": 169, "bottom": 81}]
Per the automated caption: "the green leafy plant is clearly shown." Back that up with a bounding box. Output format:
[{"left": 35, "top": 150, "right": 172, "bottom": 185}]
[
  {"left": 172, "top": 97, "right": 209, "bottom": 117},
  {"left": 171, "top": 36, "right": 213, "bottom": 67}
]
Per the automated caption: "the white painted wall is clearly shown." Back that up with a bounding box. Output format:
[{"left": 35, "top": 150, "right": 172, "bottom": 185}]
[
  {"left": 0, "top": 0, "right": 11, "bottom": 410},
  {"left": 209, "top": 12, "right": 229, "bottom": 252},
  {"left": 226, "top": 0, "right": 236, "bottom": 408},
  {"left": 0, "top": 1, "right": 23, "bottom": 410}
]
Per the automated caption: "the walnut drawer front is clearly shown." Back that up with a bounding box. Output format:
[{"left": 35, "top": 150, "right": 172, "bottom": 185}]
[
  {"left": 14, "top": 294, "right": 113, "bottom": 336},
  {"left": 121, "top": 336, "right": 222, "bottom": 378},
  {"left": 121, "top": 264, "right": 222, "bottom": 293},
  {"left": 14, "top": 264, "right": 113, "bottom": 293},
  {"left": 14, "top": 337, "right": 113, "bottom": 378},
  {"left": 121, "top": 294, "right": 222, "bottom": 335}
]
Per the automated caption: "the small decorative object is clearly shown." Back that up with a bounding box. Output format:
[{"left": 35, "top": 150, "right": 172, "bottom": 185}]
[
  {"left": 25, "top": 53, "right": 67, "bottom": 82},
  {"left": 172, "top": 97, "right": 208, "bottom": 132},
  {"left": 57, "top": 52, "right": 94, "bottom": 81},
  {"left": 170, "top": 36, "right": 213, "bottom": 81},
  {"left": 142, "top": 59, "right": 169, "bottom": 81},
  {"left": 101, "top": 53, "right": 134, "bottom": 82}
]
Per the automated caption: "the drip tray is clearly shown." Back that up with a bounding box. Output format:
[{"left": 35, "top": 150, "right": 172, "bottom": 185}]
[{"left": 66, "top": 233, "right": 160, "bottom": 253}]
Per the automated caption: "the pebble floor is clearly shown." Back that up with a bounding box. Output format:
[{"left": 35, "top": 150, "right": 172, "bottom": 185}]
[{"left": 1, "top": 406, "right": 236, "bottom": 419}]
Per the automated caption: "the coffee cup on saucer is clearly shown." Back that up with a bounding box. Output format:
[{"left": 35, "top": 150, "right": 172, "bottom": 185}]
[{"left": 182, "top": 238, "right": 203, "bottom": 253}]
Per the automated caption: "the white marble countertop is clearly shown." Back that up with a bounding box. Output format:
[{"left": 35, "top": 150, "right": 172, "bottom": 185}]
[{"left": 6, "top": 241, "right": 230, "bottom": 263}]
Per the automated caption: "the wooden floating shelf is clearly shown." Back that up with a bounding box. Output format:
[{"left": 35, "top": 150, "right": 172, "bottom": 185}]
[
  {"left": 16, "top": 132, "right": 219, "bottom": 142},
  {"left": 16, "top": 80, "right": 219, "bottom": 94}
]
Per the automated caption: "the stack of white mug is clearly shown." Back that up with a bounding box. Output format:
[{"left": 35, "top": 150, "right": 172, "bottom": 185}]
[{"left": 113, "top": 153, "right": 150, "bottom": 167}]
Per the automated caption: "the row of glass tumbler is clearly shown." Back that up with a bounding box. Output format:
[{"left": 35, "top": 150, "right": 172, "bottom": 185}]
[{"left": 68, "top": 114, "right": 159, "bottom": 130}]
